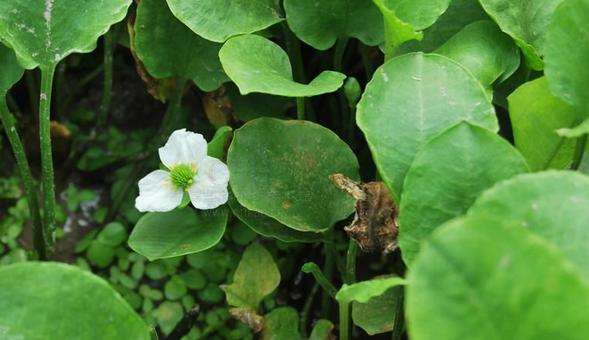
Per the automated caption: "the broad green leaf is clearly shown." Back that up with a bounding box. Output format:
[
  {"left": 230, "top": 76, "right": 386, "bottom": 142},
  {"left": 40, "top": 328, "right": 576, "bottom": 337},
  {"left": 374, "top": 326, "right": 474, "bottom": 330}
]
[
  {"left": 128, "top": 208, "right": 227, "bottom": 261},
  {"left": 357, "top": 53, "right": 497, "bottom": 200},
  {"left": 406, "top": 215, "right": 589, "bottom": 340},
  {"left": 0, "top": 262, "right": 150, "bottom": 339},
  {"left": 399, "top": 0, "right": 488, "bottom": 53},
  {"left": 262, "top": 307, "right": 301, "bottom": 340},
  {"left": 0, "top": 0, "right": 131, "bottom": 69},
  {"left": 309, "top": 319, "right": 334, "bottom": 340},
  {"left": 228, "top": 118, "right": 359, "bottom": 232},
  {"left": 165, "top": 0, "right": 282, "bottom": 43},
  {"left": 478, "top": 0, "right": 564, "bottom": 70},
  {"left": 469, "top": 171, "right": 589, "bottom": 279},
  {"left": 134, "top": 0, "right": 227, "bottom": 91},
  {"left": 544, "top": 0, "right": 589, "bottom": 114},
  {"left": 283, "top": 0, "right": 383, "bottom": 50},
  {"left": 228, "top": 191, "right": 323, "bottom": 243},
  {"left": 219, "top": 35, "right": 346, "bottom": 97},
  {"left": 207, "top": 126, "right": 233, "bottom": 159},
  {"left": 336, "top": 276, "right": 406, "bottom": 304},
  {"left": 398, "top": 123, "right": 529, "bottom": 264},
  {"left": 435, "top": 21, "right": 519, "bottom": 87},
  {"left": 374, "top": 0, "right": 451, "bottom": 55},
  {"left": 0, "top": 44, "right": 23, "bottom": 94},
  {"left": 352, "top": 285, "right": 403, "bottom": 335},
  {"left": 558, "top": 119, "right": 589, "bottom": 138},
  {"left": 222, "top": 243, "right": 280, "bottom": 310},
  {"left": 508, "top": 77, "right": 580, "bottom": 170}
]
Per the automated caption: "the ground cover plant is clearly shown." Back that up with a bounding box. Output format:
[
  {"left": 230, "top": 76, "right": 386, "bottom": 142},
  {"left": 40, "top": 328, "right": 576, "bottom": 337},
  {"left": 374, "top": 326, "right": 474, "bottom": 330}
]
[{"left": 0, "top": 0, "right": 588, "bottom": 339}]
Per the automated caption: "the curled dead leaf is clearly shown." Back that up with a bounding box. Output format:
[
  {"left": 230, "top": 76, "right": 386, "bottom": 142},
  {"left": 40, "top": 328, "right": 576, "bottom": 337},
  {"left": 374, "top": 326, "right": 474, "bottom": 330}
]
[
  {"left": 229, "top": 307, "right": 265, "bottom": 333},
  {"left": 330, "top": 174, "right": 398, "bottom": 254}
]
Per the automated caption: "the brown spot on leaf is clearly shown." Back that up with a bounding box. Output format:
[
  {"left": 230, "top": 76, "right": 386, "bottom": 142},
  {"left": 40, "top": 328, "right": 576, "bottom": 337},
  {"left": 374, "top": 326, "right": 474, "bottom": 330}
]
[
  {"left": 229, "top": 307, "right": 264, "bottom": 333},
  {"left": 282, "top": 201, "right": 292, "bottom": 210},
  {"left": 330, "top": 174, "right": 398, "bottom": 254}
]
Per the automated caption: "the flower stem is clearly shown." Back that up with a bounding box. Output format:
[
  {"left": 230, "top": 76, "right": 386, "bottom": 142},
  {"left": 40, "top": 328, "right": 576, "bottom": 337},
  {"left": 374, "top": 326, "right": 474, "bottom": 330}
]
[
  {"left": 339, "top": 300, "right": 350, "bottom": 340},
  {"left": 98, "top": 30, "right": 114, "bottom": 127},
  {"left": 0, "top": 98, "right": 46, "bottom": 259},
  {"left": 302, "top": 262, "right": 337, "bottom": 297},
  {"left": 39, "top": 65, "right": 57, "bottom": 250},
  {"left": 345, "top": 239, "right": 358, "bottom": 284}
]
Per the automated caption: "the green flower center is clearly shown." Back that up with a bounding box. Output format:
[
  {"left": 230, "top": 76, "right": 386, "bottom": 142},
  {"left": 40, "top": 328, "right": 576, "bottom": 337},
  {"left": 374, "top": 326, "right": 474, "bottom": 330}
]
[{"left": 170, "top": 164, "right": 196, "bottom": 190}]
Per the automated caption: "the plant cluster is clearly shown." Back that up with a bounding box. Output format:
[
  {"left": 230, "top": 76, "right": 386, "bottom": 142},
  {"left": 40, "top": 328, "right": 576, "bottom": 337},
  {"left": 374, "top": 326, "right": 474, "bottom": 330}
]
[{"left": 0, "top": 0, "right": 588, "bottom": 339}]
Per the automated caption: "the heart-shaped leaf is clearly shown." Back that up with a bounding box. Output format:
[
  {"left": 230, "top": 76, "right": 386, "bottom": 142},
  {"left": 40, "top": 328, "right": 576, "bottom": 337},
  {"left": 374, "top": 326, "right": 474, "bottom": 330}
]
[
  {"left": 435, "top": 20, "right": 520, "bottom": 87},
  {"left": 128, "top": 207, "right": 228, "bottom": 261},
  {"left": 283, "top": 0, "right": 383, "bottom": 50},
  {"left": 357, "top": 53, "right": 497, "bottom": 200},
  {"left": 544, "top": 0, "right": 589, "bottom": 114},
  {"left": 222, "top": 243, "right": 280, "bottom": 311},
  {"left": 165, "top": 0, "right": 283, "bottom": 43},
  {"left": 0, "top": 262, "right": 150, "bottom": 339},
  {"left": 228, "top": 191, "right": 324, "bottom": 243},
  {"left": 0, "top": 44, "right": 24, "bottom": 94},
  {"left": 469, "top": 171, "right": 589, "bottom": 279},
  {"left": 336, "top": 276, "right": 406, "bottom": 304},
  {"left": 478, "top": 0, "right": 564, "bottom": 70},
  {"left": 398, "top": 123, "right": 529, "bottom": 264},
  {"left": 219, "top": 34, "right": 346, "bottom": 97},
  {"left": 228, "top": 118, "right": 359, "bottom": 232},
  {"left": 352, "top": 284, "right": 403, "bottom": 335},
  {"left": 134, "top": 0, "right": 227, "bottom": 91},
  {"left": 508, "top": 77, "right": 581, "bottom": 170},
  {"left": 0, "top": 0, "right": 131, "bottom": 69},
  {"left": 406, "top": 215, "right": 589, "bottom": 340}
]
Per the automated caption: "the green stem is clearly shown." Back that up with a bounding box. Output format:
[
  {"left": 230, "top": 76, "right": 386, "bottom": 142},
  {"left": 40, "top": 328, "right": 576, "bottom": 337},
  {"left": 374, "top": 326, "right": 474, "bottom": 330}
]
[
  {"left": 339, "top": 301, "right": 350, "bottom": 340},
  {"left": 0, "top": 98, "right": 46, "bottom": 259},
  {"left": 333, "top": 38, "right": 349, "bottom": 72},
  {"left": 300, "top": 282, "right": 319, "bottom": 337},
  {"left": 345, "top": 239, "right": 358, "bottom": 284},
  {"left": 572, "top": 135, "right": 588, "bottom": 170},
  {"left": 98, "top": 31, "right": 114, "bottom": 127},
  {"left": 39, "top": 65, "right": 57, "bottom": 250},
  {"left": 296, "top": 97, "right": 305, "bottom": 120},
  {"left": 282, "top": 23, "right": 307, "bottom": 84},
  {"left": 321, "top": 241, "right": 336, "bottom": 317},
  {"left": 360, "top": 44, "right": 376, "bottom": 79},
  {"left": 391, "top": 291, "right": 405, "bottom": 340},
  {"left": 302, "top": 262, "right": 337, "bottom": 297}
]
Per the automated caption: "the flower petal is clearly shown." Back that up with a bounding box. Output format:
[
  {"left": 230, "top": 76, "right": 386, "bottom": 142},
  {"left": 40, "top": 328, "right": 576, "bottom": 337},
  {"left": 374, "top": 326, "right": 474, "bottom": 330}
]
[
  {"left": 158, "top": 129, "right": 207, "bottom": 169},
  {"left": 188, "top": 157, "right": 230, "bottom": 210},
  {"left": 135, "top": 170, "right": 183, "bottom": 212}
]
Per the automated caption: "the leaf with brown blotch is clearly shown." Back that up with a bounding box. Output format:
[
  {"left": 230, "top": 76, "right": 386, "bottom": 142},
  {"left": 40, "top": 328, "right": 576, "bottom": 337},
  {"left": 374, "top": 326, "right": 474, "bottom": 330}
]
[{"left": 229, "top": 307, "right": 264, "bottom": 333}]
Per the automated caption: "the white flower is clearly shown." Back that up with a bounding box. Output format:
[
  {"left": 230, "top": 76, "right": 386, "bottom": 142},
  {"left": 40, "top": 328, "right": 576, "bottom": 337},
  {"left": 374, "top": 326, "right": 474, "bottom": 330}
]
[{"left": 135, "top": 129, "right": 229, "bottom": 212}]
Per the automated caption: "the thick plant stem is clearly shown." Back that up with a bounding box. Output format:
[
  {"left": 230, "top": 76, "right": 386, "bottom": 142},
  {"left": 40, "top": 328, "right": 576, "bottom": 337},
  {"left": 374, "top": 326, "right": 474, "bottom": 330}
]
[
  {"left": 345, "top": 239, "right": 358, "bottom": 284},
  {"left": 339, "top": 301, "right": 350, "bottom": 340},
  {"left": 98, "top": 31, "right": 114, "bottom": 127},
  {"left": 0, "top": 98, "right": 46, "bottom": 259},
  {"left": 296, "top": 97, "right": 305, "bottom": 120},
  {"left": 39, "top": 65, "right": 57, "bottom": 250},
  {"left": 333, "top": 38, "right": 349, "bottom": 72},
  {"left": 303, "top": 262, "right": 337, "bottom": 297}
]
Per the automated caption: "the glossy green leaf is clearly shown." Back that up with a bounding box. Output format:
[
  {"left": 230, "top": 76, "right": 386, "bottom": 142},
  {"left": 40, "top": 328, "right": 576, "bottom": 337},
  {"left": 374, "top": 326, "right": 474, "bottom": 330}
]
[
  {"left": 478, "top": 0, "right": 564, "bottom": 70},
  {"left": 469, "top": 171, "right": 589, "bottom": 279},
  {"left": 0, "top": 44, "right": 23, "bottom": 94},
  {"left": 263, "top": 307, "right": 301, "bottom": 340},
  {"left": 309, "top": 319, "right": 334, "bottom": 340},
  {"left": 399, "top": 0, "right": 488, "bottom": 53},
  {"left": 283, "top": 0, "right": 383, "bottom": 50},
  {"left": 207, "top": 126, "right": 233, "bottom": 159},
  {"left": 165, "top": 0, "right": 282, "bottom": 43},
  {"left": 435, "top": 21, "right": 519, "bottom": 87},
  {"left": 228, "top": 118, "right": 359, "bottom": 232},
  {"left": 357, "top": 53, "right": 497, "bottom": 200},
  {"left": 0, "top": 262, "right": 150, "bottom": 339},
  {"left": 352, "top": 285, "right": 403, "bottom": 335},
  {"left": 336, "top": 276, "right": 407, "bottom": 304},
  {"left": 222, "top": 243, "right": 280, "bottom": 310},
  {"left": 0, "top": 0, "right": 131, "bottom": 69},
  {"left": 374, "top": 0, "right": 451, "bottom": 54},
  {"left": 134, "top": 0, "right": 227, "bottom": 91},
  {"left": 128, "top": 207, "right": 227, "bottom": 261},
  {"left": 508, "top": 77, "right": 580, "bottom": 170},
  {"left": 398, "top": 123, "right": 529, "bottom": 264},
  {"left": 219, "top": 35, "right": 346, "bottom": 97},
  {"left": 406, "top": 215, "right": 589, "bottom": 340},
  {"left": 228, "top": 191, "right": 323, "bottom": 243},
  {"left": 544, "top": 0, "right": 589, "bottom": 113}
]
